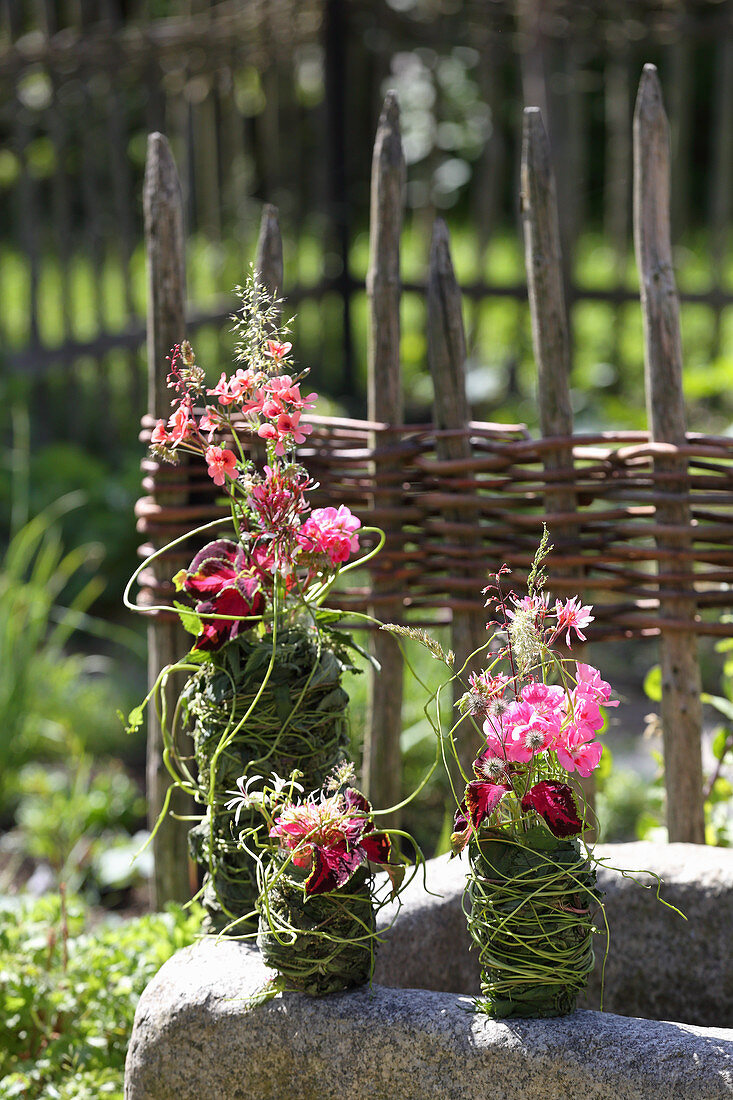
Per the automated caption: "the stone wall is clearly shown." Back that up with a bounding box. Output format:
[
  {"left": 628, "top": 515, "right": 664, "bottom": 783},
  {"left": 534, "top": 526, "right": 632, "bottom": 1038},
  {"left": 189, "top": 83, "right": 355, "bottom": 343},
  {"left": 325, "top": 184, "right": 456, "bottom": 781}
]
[{"left": 125, "top": 842, "right": 733, "bottom": 1099}]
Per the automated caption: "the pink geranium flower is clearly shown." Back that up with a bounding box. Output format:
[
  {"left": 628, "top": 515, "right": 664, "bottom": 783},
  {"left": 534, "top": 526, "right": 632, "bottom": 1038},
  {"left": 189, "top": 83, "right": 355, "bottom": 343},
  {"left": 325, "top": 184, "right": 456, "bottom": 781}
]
[
  {"left": 205, "top": 445, "right": 238, "bottom": 486},
  {"left": 261, "top": 375, "right": 318, "bottom": 417},
  {"left": 228, "top": 368, "right": 257, "bottom": 401},
  {"left": 500, "top": 699, "right": 560, "bottom": 763},
  {"left": 553, "top": 596, "right": 595, "bottom": 646},
  {"left": 151, "top": 406, "right": 193, "bottom": 448},
  {"left": 265, "top": 340, "right": 292, "bottom": 360},
  {"left": 257, "top": 410, "right": 313, "bottom": 456},
  {"left": 298, "top": 505, "right": 361, "bottom": 566},
  {"left": 555, "top": 727, "right": 603, "bottom": 777},
  {"left": 199, "top": 407, "right": 222, "bottom": 440},
  {"left": 150, "top": 419, "right": 171, "bottom": 446},
  {"left": 208, "top": 372, "right": 237, "bottom": 406},
  {"left": 574, "top": 662, "right": 618, "bottom": 708},
  {"left": 167, "top": 405, "right": 193, "bottom": 444}
]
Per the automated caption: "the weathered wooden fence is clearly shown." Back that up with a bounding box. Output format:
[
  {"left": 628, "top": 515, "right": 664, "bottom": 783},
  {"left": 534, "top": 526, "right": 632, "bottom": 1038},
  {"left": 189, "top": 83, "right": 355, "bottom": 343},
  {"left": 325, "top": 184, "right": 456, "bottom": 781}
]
[
  {"left": 4, "top": 1, "right": 733, "bottom": 449},
  {"left": 138, "top": 65, "right": 732, "bottom": 903}
]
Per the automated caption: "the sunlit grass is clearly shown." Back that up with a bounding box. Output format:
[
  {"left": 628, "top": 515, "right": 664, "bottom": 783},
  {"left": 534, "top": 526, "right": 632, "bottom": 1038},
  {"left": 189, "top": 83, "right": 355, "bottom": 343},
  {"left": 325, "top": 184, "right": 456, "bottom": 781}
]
[{"left": 3, "top": 224, "right": 733, "bottom": 440}]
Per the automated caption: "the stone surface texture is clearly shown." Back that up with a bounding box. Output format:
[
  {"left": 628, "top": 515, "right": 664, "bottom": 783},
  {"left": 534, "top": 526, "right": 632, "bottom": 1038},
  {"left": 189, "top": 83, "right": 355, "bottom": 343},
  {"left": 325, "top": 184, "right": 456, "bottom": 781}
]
[
  {"left": 375, "top": 842, "right": 733, "bottom": 1027},
  {"left": 125, "top": 842, "right": 733, "bottom": 1099}
]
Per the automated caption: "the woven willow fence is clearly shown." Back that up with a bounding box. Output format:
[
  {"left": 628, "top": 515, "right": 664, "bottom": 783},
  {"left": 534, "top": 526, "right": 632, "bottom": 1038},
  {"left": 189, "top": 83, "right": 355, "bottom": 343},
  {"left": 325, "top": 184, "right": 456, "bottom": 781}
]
[{"left": 137, "top": 65, "right": 732, "bottom": 905}]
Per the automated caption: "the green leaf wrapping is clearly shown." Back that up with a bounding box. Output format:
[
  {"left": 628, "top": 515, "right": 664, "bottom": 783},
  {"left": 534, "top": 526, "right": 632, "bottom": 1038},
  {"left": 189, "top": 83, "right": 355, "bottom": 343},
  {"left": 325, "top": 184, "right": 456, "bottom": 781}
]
[
  {"left": 467, "top": 826, "right": 601, "bottom": 1019},
  {"left": 184, "top": 627, "right": 351, "bottom": 933},
  {"left": 256, "top": 859, "right": 376, "bottom": 996}
]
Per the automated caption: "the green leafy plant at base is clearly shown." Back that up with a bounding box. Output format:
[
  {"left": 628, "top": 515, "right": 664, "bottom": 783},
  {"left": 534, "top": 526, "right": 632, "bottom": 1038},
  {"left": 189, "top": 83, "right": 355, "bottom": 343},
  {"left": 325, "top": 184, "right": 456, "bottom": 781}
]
[
  {"left": 11, "top": 755, "right": 147, "bottom": 899},
  {"left": 0, "top": 893, "right": 201, "bottom": 1099},
  {"left": 0, "top": 495, "right": 134, "bottom": 822}
]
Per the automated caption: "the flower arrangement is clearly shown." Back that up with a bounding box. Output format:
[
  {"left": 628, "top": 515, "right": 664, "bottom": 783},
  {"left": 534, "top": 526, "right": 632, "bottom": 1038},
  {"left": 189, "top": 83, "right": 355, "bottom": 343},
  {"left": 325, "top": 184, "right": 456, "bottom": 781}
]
[
  {"left": 227, "top": 766, "right": 411, "bottom": 997},
  {"left": 148, "top": 287, "right": 365, "bottom": 644},
  {"left": 386, "top": 531, "right": 611, "bottom": 1018},
  {"left": 126, "top": 277, "right": 382, "bottom": 932}
]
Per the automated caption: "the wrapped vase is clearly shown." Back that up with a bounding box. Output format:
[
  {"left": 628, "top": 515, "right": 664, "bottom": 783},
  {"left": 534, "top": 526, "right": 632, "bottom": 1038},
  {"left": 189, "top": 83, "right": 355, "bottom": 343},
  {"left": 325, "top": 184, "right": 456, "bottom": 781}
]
[
  {"left": 466, "top": 825, "right": 599, "bottom": 1019},
  {"left": 185, "top": 626, "right": 350, "bottom": 932},
  {"left": 256, "top": 857, "right": 376, "bottom": 996}
]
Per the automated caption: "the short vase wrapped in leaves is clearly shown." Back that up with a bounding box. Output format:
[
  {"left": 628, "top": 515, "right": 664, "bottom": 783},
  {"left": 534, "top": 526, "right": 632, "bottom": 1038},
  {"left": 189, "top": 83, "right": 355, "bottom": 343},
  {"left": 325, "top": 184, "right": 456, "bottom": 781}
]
[
  {"left": 395, "top": 534, "right": 613, "bottom": 1019},
  {"left": 228, "top": 771, "right": 407, "bottom": 996},
  {"left": 126, "top": 279, "right": 379, "bottom": 932},
  {"left": 448, "top": 549, "right": 612, "bottom": 1018},
  {"left": 466, "top": 824, "right": 599, "bottom": 1018}
]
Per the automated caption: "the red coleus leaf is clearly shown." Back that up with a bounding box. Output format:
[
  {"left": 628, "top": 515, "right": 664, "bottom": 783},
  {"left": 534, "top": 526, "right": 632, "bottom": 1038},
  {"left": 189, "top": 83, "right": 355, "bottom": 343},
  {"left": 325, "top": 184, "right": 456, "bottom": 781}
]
[
  {"left": 305, "top": 844, "right": 364, "bottom": 896},
  {"left": 359, "top": 832, "right": 391, "bottom": 865},
  {"left": 450, "top": 812, "right": 471, "bottom": 857},
  {"left": 183, "top": 539, "right": 240, "bottom": 597},
  {"left": 464, "top": 780, "right": 510, "bottom": 831},
  {"left": 193, "top": 585, "right": 265, "bottom": 651},
  {"left": 521, "top": 780, "right": 583, "bottom": 837},
  {"left": 450, "top": 780, "right": 510, "bottom": 857}
]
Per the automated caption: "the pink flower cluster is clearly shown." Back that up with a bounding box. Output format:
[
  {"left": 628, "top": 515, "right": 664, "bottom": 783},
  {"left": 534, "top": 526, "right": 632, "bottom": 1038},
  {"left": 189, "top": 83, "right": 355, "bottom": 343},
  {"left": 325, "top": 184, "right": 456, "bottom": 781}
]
[
  {"left": 297, "top": 506, "right": 361, "bottom": 567},
  {"left": 150, "top": 402, "right": 195, "bottom": 449},
  {"left": 450, "top": 566, "right": 619, "bottom": 852},
  {"left": 482, "top": 662, "right": 616, "bottom": 779},
  {"left": 149, "top": 339, "right": 316, "bottom": 478}
]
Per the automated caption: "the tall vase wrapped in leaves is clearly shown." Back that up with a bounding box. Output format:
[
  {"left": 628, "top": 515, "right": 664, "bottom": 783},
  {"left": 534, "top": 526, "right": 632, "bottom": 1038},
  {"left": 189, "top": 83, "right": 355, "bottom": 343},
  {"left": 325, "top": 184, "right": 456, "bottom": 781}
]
[
  {"left": 391, "top": 532, "right": 610, "bottom": 1018},
  {"left": 129, "top": 280, "right": 377, "bottom": 932},
  {"left": 227, "top": 770, "right": 408, "bottom": 996}
]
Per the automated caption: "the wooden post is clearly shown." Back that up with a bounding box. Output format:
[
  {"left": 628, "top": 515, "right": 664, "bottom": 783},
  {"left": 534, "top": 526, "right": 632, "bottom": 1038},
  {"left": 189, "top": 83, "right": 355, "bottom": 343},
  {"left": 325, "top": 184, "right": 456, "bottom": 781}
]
[
  {"left": 143, "top": 133, "right": 192, "bottom": 905},
  {"left": 427, "top": 218, "right": 486, "bottom": 777},
  {"left": 364, "top": 91, "right": 405, "bottom": 821},
  {"left": 709, "top": 39, "right": 733, "bottom": 357},
  {"left": 633, "top": 64, "right": 705, "bottom": 844},
  {"left": 521, "top": 107, "right": 594, "bottom": 822},
  {"left": 521, "top": 107, "right": 574, "bottom": 500}
]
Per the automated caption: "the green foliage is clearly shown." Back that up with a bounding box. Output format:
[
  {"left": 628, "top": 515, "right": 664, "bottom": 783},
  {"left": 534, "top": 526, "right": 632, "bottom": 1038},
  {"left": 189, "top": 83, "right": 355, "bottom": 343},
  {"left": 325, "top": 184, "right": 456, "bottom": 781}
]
[
  {"left": 343, "top": 630, "right": 455, "bottom": 859},
  {"left": 0, "top": 894, "right": 200, "bottom": 1099},
  {"left": 631, "top": 657, "right": 733, "bottom": 845},
  {"left": 0, "top": 442, "right": 144, "bottom": 608},
  {"left": 596, "top": 762, "right": 665, "bottom": 842},
  {"left": 0, "top": 503, "right": 136, "bottom": 821},
  {"left": 12, "top": 759, "right": 147, "bottom": 897}
]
